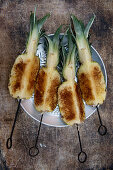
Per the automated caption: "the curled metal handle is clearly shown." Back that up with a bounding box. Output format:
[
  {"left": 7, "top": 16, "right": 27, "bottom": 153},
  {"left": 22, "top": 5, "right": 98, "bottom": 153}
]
[
  {"left": 29, "top": 146, "right": 39, "bottom": 157},
  {"left": 96, "top": 106, "right": 107, "bottom": 136},
  {"left": 76, "top": 124, "right": 87, "bottom": 163},
  {"left": 29, "top": 114, "right": 43, "bottom": 157},
  {"left": 98, "top": 125, "right": 107, "bottom": 136},
  {"left": 78, "top": 151, "right": 87, "bottom": 163},
  {"left": 6, "top": 99, "right": 21, "bottom": 149},
  {"left": 6, "top": 137, "right": 12, "bottom": 149}
]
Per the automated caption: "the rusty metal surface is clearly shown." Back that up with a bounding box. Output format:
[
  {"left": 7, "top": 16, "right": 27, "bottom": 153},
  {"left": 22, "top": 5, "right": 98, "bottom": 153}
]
[{"left": 0, "top": 0, "right": 113, "bottom": 169}]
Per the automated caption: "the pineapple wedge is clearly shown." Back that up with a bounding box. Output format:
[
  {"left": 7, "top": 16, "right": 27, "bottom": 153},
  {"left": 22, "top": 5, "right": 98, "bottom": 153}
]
[
  {"left": 8, "top": 11, "right": 50, "bottom": 99},
  {"left": 58, "top": 31, "right": 85, "bottom": 125},
  {"left": 34, "top": 27, "right": 61, "bottom": 112},
  {"left": 71, "top": 15, "right": 106, "bottom": 105}
]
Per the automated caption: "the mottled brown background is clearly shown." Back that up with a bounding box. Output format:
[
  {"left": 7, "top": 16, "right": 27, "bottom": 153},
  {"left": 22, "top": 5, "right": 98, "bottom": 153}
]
[{"left": 0, "top": 0, "right": 113, "bottom": 170}]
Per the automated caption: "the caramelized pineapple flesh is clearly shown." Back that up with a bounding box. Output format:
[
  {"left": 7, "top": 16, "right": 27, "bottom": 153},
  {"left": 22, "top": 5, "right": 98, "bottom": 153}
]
[
  {"left": 34, "top": 27, "right": 61, "bottom": 112},
  {"left": 8, "top": 11, "right": 50, "bottom": 99},
  {"left": 34, "top": 67, "right": 60, "bottom": 112},
  {"left": 78, "top": 62, "right": 106, "bottom": 105},
  {"left": 9, "top": 54, "right": 39, "bottom": 99},
  {"left": 71, "top": 15, "right": 106, "bottom": 105},
  {"left": 58, "top": 30, "right": 85, "bottom": 125},
  {"left": 58, "top": 81, "right": 85, "bottom": 125}
]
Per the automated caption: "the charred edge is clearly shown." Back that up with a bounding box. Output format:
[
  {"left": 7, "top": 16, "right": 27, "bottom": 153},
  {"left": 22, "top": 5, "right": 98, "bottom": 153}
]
[
  {"left": 27, "top": 58, "right": 39, "bottom": 92},
  {"left": 78, "top": 72, "right": 95, "bottom": 102},
  {"left": 92, "top": 66, "right": 102, "bottom": 82},
  {"left": 34, "top": 69, "right": 47, "bottom": 106},
  {"left": 92, "top": 65, "right": 105, "bottom": 95},
  {"left": 12, "top": 60, "right": 26, "bottom": 93},
  {"left": 59, "top": 87, "right": 75, "bottom": 121},
  {"left": 46, "top": 76, "right": 61, "bottom": 111},
  {"left": 75, "top": 83, "right": 85, "bottom": 121}
]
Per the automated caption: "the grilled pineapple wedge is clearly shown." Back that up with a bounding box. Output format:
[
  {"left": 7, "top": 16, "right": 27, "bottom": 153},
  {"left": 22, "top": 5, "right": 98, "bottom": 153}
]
[
  {"left": 34, "top": 27, "right": 61, "bottom": 112},
  {"left": 8, "top": 11, "right": 50, "bottom": 99},
  {"left": 71, "top": 15, "right": 106, "bottom": 105},
  {"left": 58, "top": 31, "right": 85, "bottom": 125}
]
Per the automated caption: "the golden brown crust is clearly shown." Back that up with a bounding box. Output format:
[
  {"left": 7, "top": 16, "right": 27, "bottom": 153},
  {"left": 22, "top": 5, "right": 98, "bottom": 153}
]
[
  {"left": 11, "top": 58, "right": 27, "bottom": 93},
  {"left": 92, "top": 66, "right": 103, "bottom": 94},
  {"left": 46, "top": 76, "right": 61, "bottom": 111},
  {"left": 34, "top": 68, "right": 61, "bottom": 112},
  {"left": 78, "top": 72, "right": 95, "bottom": 104},
  {"left": 34, "top": 68, "right": 47, "bottom": 106},
  {"left": 92, "top": 66, "right": 102, "bottom": 80},
  {"left": 78, "top": 62, "right": 106, "bottom": 105},
  {"left": 9, "top": 55, "right": 40, "bottom": 99},
  {"left": 59, "top": 86, "right": 76, "bottom": 121},
  {"left": 75, "top": 84, "right": 85, "bottom": 121},
  {"left": 58, "top": 81, "right": 85, "bottom": 125},
  {"left": 27, "top": 57, "right": 39, "bottom": 92}
]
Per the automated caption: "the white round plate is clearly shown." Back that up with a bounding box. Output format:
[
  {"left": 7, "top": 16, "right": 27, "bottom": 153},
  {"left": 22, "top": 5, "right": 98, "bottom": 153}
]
[{"left": 20, "top": 34, "right": 107, "bottom": 127}]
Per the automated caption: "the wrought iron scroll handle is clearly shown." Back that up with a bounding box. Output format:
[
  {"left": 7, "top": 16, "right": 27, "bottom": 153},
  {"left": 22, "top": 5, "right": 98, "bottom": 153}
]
[
  {"left": 6, "top": 99, "right": 21, "bottom": 149},
  {"left": 96, "top": 106, "right": 107, "bottom": 136},
  {"left": 76, "top": 124, "right": 87, "bottom": 163},
  {"left": 29, "top": 114, "right": 43, "bottom": 157}
]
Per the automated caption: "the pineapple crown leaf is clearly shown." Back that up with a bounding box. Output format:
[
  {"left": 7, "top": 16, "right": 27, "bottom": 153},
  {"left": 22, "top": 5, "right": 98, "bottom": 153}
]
[
  {"left": 29, "top": 7, "right": 50, "bottom": 35},
  {"left": 37, "top": 13, "right": 50, "bottom": 33},
  {"left": 53, "top": 25, "right": 62, "bottom": 45},
  {"left": 44, "top": 26, "right": 62, "bottom": 53},
  {"left": 84, "top": 14, "right": 95, "bottom": 38},
  {"left": 26, "top": 10, "right": 50, "bottom": 51},
  {"left": 58, "top": 29, "right": 77, "bottom": 76},
  {"left": 71, "top": 15, "right": 84, "bottom": 39},
  {"left": 30, "top": 11, "right": 36, "bottom": 35},
  {"left": 44, "top": 35, "right": 53, "bottom": 53},
  {"left": 59, "top": 29, "right": 69, "bottom": 67},
  {"left": 62, "top": 29, "right": 77, "bottom": 65},
  {"left": 71, "top": 14, "right": 95, "bottom": 40},
  {"left": 67, "top": 29, "right": 75, "bottom": 55},
  {"left": 70, "top": 14, "right": 95, "bottom": 61}
]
